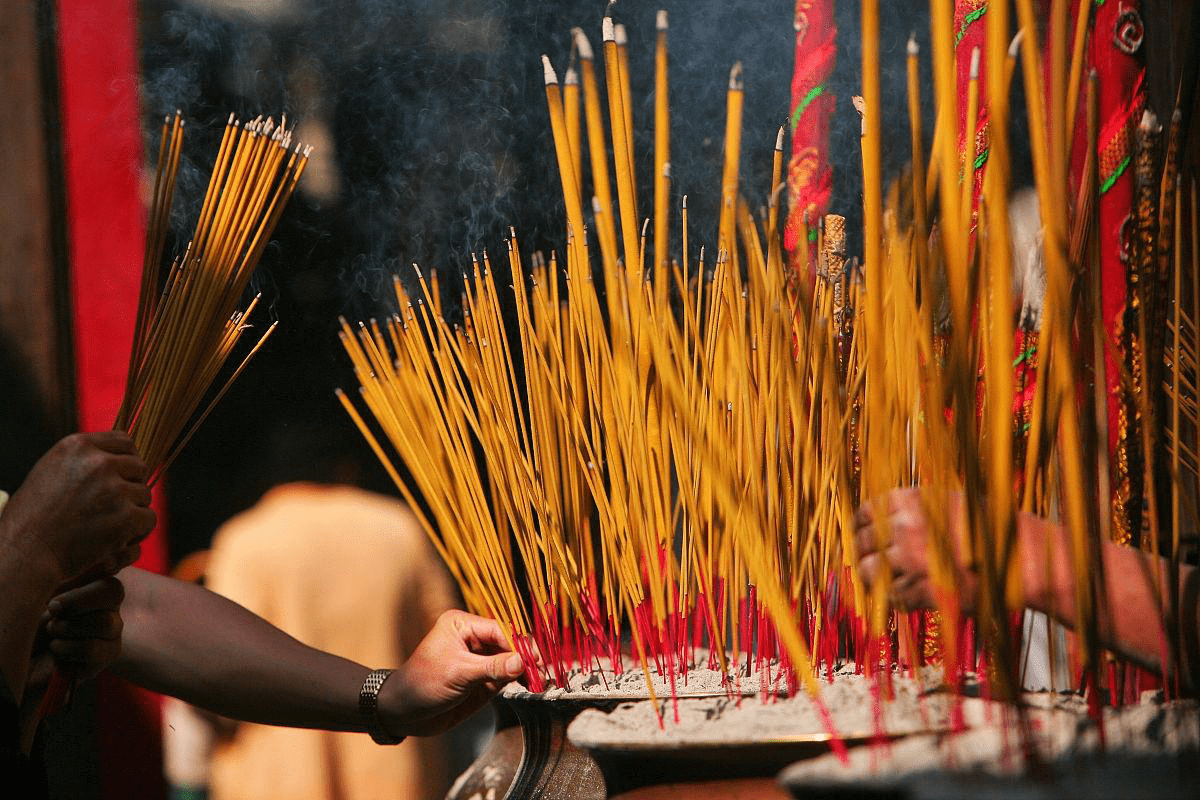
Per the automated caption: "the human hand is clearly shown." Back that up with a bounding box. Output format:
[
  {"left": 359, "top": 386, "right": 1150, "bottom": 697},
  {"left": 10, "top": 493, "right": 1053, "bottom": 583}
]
[
  {"left": 855, "top": 487, "right": 976, "bottom": 611},
  {"left": 378, "top": 610, "right": 527, "bottom": 737},
  {"left": 22, "top": 575, "right": 126, "bottom": 732},
  {"left": 42, "top": 575, "right": 127, "bottom": 682},
  {"left": 0, "top": 433, "right": 155, "bottom": 584}
]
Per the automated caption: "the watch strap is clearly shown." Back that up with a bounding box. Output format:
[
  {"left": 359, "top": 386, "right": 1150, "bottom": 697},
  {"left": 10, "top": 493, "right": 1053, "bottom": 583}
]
[{"left": 358, "top": 668, "right": 403, "bottom": 745}]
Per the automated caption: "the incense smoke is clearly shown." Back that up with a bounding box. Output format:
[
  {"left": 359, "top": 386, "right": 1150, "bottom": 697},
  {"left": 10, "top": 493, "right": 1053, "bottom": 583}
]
[
  {"left": 140, "top": 0, "right": 810, "bottom": 317},
  {"left": 138, "top": 0, "right": 978, "bottom": 556}
]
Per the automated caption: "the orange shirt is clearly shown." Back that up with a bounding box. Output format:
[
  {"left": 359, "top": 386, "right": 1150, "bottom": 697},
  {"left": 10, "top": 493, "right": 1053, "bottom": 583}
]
[{"left": 203, "top": 483, "right": 457, "bottom": 800}]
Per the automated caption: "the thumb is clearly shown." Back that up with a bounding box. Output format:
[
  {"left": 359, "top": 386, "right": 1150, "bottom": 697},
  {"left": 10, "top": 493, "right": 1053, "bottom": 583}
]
[{"left": 486, "top": 652, "right": 525, "bottom": 682}]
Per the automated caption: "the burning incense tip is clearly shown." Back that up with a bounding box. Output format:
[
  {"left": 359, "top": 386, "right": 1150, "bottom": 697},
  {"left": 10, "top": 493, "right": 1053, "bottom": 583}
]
[
  {"left": 572, "top": 27, "right": 594, "bottom": 60},
  {"left": 1140, "top": 109, "right": 1161, "bottom": 135},
  {"left": 1008, "top": 29, "right": 1024, "bottom": 58},
  {"left": 728, "top": 62, "right": 744, "bottom": 91},
  {"left": 769, "top": 181, "right": 786, "bottom": 207},
  {"left": 542, "top": 55, "right": 558, "bottom": 86},
  {"left": 907, "top": 34, "right": 918, "bottom": 56},
  {"left": 775, "top": 126, "right": 785, "bottom": 151},
  {"left": 851, "top": 95, "right": 866, "bottom": 135},
  {"left": 969, "top": 47, "right": 981, "bottom": 80},
  {"left": 657, "top": 9, "right": 667, "bottom": 30},
  {"left": 615, "top": 23, "right": 628, "bottom": 46},
  {"left": 682, "top": 194, "right": 688, "bottom": 209},
  {"left": 602, "top": 16, "right": 615, "bottom": 43},
  {"left": 565, "top": 67, "right": 579, "bottom": 85}
]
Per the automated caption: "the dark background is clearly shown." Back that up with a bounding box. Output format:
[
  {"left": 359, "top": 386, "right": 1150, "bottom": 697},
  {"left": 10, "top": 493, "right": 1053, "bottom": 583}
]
[
  {"left": 136, "top": 0, "right": 941, "bottom": 562},
  {"left": 6, "top": 0, "right": 1191, "bottom": 568}
]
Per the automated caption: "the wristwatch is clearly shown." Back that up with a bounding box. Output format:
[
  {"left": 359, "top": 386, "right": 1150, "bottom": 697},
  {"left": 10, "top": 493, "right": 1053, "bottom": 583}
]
[{"left": 358, "top": 668, "right": 404, "bottom": 745}]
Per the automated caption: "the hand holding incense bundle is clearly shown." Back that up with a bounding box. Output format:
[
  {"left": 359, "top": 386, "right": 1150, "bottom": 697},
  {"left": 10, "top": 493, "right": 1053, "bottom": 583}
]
[
  {"left": 40, "top": 112, "right": 309, "bottom": 718},
  {"left": 116, "top": 112, "right": 310, "bottom": 482}
]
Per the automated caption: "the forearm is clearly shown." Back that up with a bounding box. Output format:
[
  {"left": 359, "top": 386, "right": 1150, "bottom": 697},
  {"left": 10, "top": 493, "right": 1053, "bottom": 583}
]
[
  {"left": 0, "top": 525, "right": 63, "bottom": 702},
  {"left": 112, "top": 567, "right": 372, "bottom": 732},
  {"left": 0, "top": 568, "right": 51, "bottom": 703},
  {"left": 1018, "top": 514, "right": 1194, "bottom": 683}
]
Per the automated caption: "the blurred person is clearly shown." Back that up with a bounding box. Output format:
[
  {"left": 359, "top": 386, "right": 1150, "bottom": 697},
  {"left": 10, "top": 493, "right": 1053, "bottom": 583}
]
[
  {"left": 190, "top": 482, "right": 461, "bottom": 800},
  {"left": 160, "top": 550, "right": 221, "bottom": 800}
]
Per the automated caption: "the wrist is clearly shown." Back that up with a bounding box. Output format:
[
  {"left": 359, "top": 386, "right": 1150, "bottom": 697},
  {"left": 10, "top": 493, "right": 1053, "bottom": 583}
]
[
  {"left": 376, "top": 661, "right": 420, "bottom": 740},
  {"left": 0, "top": 506, "right": 68, "bottom": 597},
  {"left": 358, "top": 668, "right": 406, "bottom": 744},
  {"left": 1017, "top": 512, "right": 1057, "bottom": 614}
]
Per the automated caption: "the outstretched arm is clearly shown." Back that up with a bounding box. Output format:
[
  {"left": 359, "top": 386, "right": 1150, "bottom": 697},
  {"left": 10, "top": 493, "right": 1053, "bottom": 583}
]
[
  {"left": 1017, "top": 511, "right": 1197, "bottom": 684},
  {"left": 856, "top": 487, "right": 1199, "bottom": 689},
  {"left": 112, "top": 567, "right": 524, "bottom": 737}
]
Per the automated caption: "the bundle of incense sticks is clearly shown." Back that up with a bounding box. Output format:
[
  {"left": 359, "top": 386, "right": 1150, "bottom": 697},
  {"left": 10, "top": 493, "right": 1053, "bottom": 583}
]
[
  {"left": 41, "top": 112, "right": 310, "bottom": 718},
  {"left": 339, "top": 3, "right": 1197, "bottom": 743},
  {"left": 855, "top": 0, "right": 1198, "bottom": 719},
  {"left": 338, "top": 9, "right": 859, "bottom": 718},
  {"left": 116, "top": 112, "right": 310, "bottom": 482}
]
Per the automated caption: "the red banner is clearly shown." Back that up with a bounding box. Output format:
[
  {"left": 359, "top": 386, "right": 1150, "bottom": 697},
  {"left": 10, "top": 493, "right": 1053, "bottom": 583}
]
[{"left": 55, "top": 0, "right": 167, "bottom": 796}]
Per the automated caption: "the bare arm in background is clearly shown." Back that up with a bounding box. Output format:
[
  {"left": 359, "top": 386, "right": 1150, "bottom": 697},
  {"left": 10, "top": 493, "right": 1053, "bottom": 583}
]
[
  {"left": 113, "top": 567, "right": 525, "bottom": 738},
  {"left": 856, "top": 487, "right": 1200, "bottom": 690},
  {"left": 1013, "top": 511, "right": 1197, "bottom": 682}
]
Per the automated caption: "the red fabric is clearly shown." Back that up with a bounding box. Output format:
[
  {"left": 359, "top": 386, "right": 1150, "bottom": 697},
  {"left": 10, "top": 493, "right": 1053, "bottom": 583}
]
[
  {"left": 1076, "top": 1, "right": 1144, "bottom": 466},
  {"left": 948, "top": 2, "right": 1148, "bottom": 691},
  {"left": 954, "top": 0, "right": 990, "bottom": 225},
  {"left": 953, "top": 1, "right": 1145, "bottom": 473},
  {"left": 55, "top": 1, "right": 167, "bottom": 797},
  {"left": 1081, "top": 0, "right": 1154, "bottom": 689},
  {"left": 786, "top": 0, "right": 836, "bottom": 279}
]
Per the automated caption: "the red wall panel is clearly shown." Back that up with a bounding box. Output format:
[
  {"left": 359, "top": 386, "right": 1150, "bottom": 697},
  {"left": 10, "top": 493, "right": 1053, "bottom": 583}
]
[{"left": 55, "top": 1, "right": 168, "bottom": 797}]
